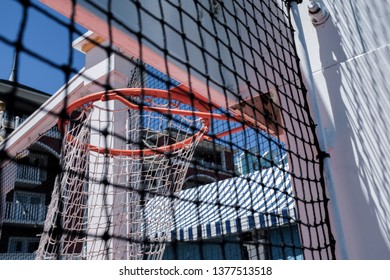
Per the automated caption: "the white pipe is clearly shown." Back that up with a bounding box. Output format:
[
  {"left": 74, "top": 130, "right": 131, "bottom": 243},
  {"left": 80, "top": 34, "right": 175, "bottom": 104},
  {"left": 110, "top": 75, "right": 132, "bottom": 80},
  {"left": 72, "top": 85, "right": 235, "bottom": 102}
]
[
  {"left": 289, "top": 0, "right": 347, "bottom": 259},
  {"left": 0, "top": 111, "right": 4, "bottom": 128},
  {"left": 14, "top": 116, "right": 20, "bottom": 128}
]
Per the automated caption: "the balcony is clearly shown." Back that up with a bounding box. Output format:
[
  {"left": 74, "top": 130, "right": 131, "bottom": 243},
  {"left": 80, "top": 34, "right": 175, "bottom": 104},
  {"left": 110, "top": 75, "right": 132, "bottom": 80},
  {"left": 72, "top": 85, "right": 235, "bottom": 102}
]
[
  {"left": 1, "top": 114, "right": 61, "bottom": 139},
  {"left": 0, "top": 253, "right": 35, "bottom": 260},
  {"left": 15, "top": 164, "right": 45, "bottom": 187},
  {"left": 3, "top": 202, "right": 47, "bottom": 225}
]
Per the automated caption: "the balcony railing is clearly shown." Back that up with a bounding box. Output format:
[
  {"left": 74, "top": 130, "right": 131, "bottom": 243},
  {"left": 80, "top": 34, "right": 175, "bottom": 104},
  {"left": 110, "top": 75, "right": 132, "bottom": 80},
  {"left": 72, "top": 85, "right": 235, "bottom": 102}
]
[
  {"left": 3, "top": 202, "right": 47, "bottom": 225},
  {"left": 0, "top": 114, "right": 61, "bottom": 139},
  {"left": 15, "top": 164, "right": 46, "bottom": 186},
  {"left": 0, "top": 253, "right": 35, "bottom": 260}
]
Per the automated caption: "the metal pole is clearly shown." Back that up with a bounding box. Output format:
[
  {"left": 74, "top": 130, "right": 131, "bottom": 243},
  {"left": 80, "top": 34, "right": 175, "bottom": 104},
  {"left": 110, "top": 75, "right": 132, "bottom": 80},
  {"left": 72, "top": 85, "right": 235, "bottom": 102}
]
[{"left": 288, "top": 0, "right": 347, "bottom": 259}]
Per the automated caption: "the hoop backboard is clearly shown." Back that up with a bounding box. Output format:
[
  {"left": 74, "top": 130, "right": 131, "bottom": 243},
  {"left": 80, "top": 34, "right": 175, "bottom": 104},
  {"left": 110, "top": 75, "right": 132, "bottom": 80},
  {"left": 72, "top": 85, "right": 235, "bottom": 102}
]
[{"left": 40, "top": 0, "right": 290, "bottom": 135}]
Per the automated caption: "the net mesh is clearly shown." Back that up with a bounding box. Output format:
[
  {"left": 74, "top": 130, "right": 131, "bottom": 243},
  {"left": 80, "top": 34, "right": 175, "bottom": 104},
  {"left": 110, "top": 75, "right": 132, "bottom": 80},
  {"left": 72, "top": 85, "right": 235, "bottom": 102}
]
[
  {"left": 0, "top": 0, "right": 336, "bottom": 260},
  {"left": 36, "top": 91, "right": 206, "bottom": 260}
]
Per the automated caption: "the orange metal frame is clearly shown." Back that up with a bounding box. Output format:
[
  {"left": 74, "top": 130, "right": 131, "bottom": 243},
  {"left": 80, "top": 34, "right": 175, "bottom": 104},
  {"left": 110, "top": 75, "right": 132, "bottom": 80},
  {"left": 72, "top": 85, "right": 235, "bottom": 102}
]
[{"left": 60, "top": 85, "right": 246, "bottom": 156}]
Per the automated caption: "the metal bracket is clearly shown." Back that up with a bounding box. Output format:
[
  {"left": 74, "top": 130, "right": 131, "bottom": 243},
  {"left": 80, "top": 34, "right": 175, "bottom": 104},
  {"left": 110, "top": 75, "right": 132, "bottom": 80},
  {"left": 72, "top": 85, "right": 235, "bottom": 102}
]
[{"left": 308, "top": 1, "right": 330, "bottom": 26}]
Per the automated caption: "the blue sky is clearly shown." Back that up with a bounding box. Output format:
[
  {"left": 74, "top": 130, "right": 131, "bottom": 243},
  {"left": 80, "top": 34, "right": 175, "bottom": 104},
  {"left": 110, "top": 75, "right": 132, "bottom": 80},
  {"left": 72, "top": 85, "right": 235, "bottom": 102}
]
[{"left": 0, "top": 0, "right": 86, "bottom": 94}]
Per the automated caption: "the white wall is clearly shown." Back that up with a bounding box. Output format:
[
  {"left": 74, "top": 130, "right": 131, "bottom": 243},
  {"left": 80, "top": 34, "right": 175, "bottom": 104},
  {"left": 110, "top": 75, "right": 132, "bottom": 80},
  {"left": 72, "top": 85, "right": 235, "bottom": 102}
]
[{"left": 298, "top": 0, "right": 390, "bottom": 259}]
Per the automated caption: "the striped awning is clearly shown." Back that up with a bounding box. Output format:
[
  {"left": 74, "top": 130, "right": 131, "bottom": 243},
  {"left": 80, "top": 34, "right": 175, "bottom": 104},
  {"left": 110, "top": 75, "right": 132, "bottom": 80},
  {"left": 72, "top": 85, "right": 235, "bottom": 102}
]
[{"left": 146, "top": 165, "right": 296, "bottom": 241}]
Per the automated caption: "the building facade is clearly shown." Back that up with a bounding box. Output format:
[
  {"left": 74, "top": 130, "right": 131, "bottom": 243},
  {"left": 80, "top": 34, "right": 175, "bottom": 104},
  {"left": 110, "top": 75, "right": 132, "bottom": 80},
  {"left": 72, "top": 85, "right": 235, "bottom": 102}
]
[{"left": 0, "top": 80, "right": 62, "bottom": 259}]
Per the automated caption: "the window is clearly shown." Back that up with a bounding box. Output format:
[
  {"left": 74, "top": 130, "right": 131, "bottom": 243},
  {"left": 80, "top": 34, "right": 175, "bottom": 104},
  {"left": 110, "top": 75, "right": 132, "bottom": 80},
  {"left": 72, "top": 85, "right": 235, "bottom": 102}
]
[
  {"left": 14, "top": 191, "right": 45, "bottom": 205},
  {"left": 8, "top": 237, "right": 40, "bottom": 253},
  {"left": 10, "top": 191, "right": 46, "bottom": 223},
  {"left": 241, "top": 231, "right": 269, "bottom": 260}
]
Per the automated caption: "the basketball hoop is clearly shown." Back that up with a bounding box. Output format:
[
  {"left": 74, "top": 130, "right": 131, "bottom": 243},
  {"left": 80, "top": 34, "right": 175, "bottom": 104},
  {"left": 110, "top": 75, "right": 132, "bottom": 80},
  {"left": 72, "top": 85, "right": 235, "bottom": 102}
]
[
  {"left": 36, "top": 87, "right": 219, "bottom": 260},
  {"left": 58, "top": 87, "right": 215, "bottom": 156}
]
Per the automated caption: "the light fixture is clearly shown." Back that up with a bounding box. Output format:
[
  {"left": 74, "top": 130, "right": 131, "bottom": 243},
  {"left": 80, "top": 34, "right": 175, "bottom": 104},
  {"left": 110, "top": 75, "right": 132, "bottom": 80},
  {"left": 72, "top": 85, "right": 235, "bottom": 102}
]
[{"left": 308, "top": 1, "right": 330, "bottom": 26}]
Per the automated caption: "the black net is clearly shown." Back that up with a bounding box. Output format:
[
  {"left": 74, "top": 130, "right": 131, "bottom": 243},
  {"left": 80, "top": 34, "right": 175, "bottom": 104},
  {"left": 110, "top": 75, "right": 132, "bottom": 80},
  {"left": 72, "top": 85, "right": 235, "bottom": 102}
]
[{"left": 0, "top": 0, "right": 336, "bottom": 260}]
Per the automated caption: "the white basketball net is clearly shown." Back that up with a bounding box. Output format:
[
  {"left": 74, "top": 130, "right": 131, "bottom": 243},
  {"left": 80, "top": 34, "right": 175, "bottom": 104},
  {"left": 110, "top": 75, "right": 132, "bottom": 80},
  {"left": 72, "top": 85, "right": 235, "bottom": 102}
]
[{"left": 36, "top": 93, "right": 206, "bottom": 259}]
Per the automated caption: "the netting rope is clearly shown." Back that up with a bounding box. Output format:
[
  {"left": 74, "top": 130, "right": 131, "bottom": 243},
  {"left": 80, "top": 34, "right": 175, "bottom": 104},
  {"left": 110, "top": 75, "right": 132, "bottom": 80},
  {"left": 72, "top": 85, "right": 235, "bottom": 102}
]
[{"left": 36, "top": 88, "right": 209, "bottom": 259}]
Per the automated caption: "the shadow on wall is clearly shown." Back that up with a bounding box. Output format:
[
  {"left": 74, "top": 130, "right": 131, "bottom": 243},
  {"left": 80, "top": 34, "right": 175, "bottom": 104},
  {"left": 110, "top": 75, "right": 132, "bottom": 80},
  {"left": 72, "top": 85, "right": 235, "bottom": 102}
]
[{"left": 313, "top": 0, "right": 390, "bottom": 259}]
